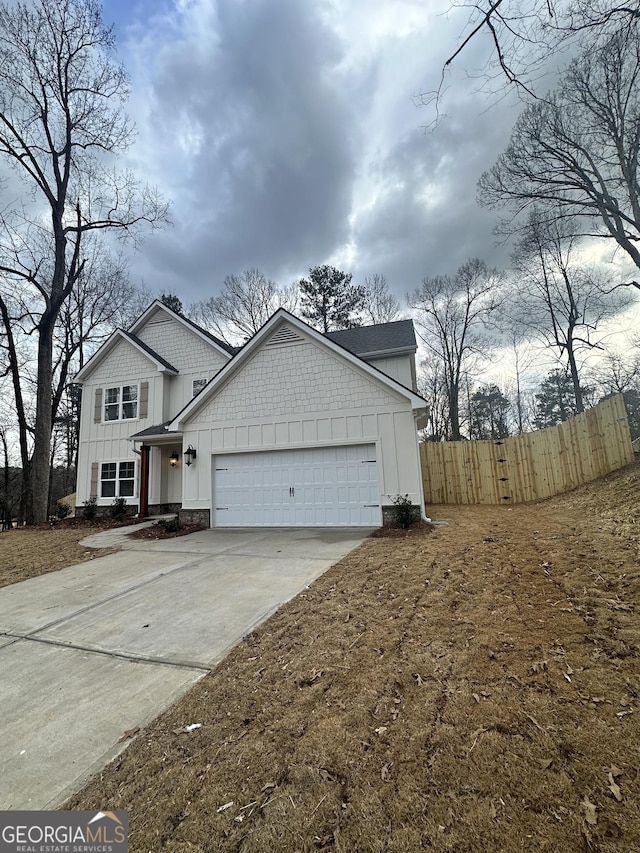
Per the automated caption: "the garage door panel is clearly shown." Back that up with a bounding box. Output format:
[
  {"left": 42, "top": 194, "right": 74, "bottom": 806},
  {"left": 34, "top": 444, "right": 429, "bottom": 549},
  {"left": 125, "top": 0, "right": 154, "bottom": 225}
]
[{"left": 214, "top": 444, "right": 379, "bottom": 527}]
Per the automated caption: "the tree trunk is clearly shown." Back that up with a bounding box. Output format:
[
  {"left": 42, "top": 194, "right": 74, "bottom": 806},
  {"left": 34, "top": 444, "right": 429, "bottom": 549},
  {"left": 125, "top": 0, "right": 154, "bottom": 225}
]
[
  {"left": 31, "top": 320, "right": 56, "bottom": 524},
  {"left": 449, "top": 382, "right": 461, "bottom": 441},
  {"left": 566, "top": 333, "right": 584, "bottom": 414}
]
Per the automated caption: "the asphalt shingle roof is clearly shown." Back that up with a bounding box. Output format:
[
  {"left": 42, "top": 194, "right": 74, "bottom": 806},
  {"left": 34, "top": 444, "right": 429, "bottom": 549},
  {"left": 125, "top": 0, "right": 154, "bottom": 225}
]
[
  {"left": 130, "top": 420, "right": 175, "bottom": 439},
  {"left": 325, "top": 320, "right": 416, "bottom": 356},
  {"left": 123, "top": 331, "right": 178, "bottom": 373}
]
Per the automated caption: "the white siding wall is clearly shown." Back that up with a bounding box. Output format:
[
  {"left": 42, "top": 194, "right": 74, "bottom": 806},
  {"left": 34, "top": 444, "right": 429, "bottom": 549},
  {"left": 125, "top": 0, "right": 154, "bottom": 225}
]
[
  {"left": 179, "top": 337, "right": 422, "bottom": 516},
  {"left": 365, "top": 354, "right": 414, "bottom": 390},
  {"left": 137, "top": 310, "right": 229, "bottom": 415},
  {"left": 191, "top": 341, "right": 400, "bottom": 423},
  {"left": 76, "top": 339, "right": 163, "bottom": 508}
]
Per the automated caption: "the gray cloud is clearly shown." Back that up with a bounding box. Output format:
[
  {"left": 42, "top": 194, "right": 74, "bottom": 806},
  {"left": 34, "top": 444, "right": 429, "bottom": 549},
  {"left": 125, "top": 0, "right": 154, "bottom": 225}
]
[
  {"left": 124, "top": 0, "right": 358, "bottom": 299},
  {"left": 115, "top": 1, "right": 524, "bottom": 304}
]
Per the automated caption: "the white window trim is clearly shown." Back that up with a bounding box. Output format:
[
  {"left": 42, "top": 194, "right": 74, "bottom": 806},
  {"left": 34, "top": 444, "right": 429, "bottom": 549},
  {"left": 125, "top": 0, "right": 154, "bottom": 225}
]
[
  {"left": 99, "top": 459, "right": 137, "bottom": 502},
  {"left": 103, "top": 383, "right": 140, "bottom": 423}
]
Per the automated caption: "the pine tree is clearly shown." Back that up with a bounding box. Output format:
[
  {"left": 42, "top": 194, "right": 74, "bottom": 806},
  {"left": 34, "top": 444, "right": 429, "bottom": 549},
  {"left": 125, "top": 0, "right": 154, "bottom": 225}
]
[{"left": 298, "top": 266, "right": 365, "bottom": 332}]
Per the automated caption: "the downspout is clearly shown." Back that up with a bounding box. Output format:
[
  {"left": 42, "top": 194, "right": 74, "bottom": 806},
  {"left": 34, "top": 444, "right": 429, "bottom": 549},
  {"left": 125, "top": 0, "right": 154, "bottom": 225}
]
[{"left": 414, "top": 409, "right": 432, "bottom": 523}]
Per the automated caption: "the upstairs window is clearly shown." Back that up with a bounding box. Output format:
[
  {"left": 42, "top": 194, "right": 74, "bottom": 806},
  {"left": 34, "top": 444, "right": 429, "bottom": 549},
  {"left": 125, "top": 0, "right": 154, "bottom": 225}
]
[
  {"left": 104, "top": 385, "right": 138, "bottom": 421},
  {"left": 192, "top": 378, "right": 207, "bottom": 396},
  {"left": 101, "top": 461, "right": 136, "bottom": 498}
]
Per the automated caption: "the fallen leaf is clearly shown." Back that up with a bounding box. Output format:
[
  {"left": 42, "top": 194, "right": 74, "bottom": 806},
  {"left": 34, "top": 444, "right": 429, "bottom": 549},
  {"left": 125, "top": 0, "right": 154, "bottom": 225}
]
[
  {"left": 610, "top": 765, "right": 623, "bottom": 778},
  {"left": 375, "top": 726, "right": 388, "bottom": 736},
  {"left": 582, "top": 796, "right": 597, "bottom": 826},
  {"left": 472, "top": 693, "right": 480, "bottom": 703},
  {"left": 607, "top": 772, "right": 623, "bottom": 802},
  {"left": 318, "top": 768, "right": 339, "bottom": 783},
  {"left": 537, "top": 758, "right": 553, "bottom": 770},
  {"left": 489, "top": 802, "right": 497, "bottom": 819},
  {"left": 381, "top": 762, "right": 392, "bottom": 782},
  {"left": 525, "top": 714, "right": 544, "bottom": 731},
  {"left": 118, "top": 726, "right": 140, "bottom": 743}
]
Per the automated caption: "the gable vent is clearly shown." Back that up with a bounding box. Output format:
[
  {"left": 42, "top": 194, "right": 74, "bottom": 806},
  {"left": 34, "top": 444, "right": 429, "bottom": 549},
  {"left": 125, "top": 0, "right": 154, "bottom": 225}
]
[{"left": 266, "top": 326, "right": 304, "bottom": 347}]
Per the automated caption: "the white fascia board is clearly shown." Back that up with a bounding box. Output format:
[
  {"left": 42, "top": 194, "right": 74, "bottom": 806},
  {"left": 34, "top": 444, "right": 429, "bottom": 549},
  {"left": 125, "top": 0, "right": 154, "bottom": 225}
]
[
  {"left": 129, "top": 299, "right": 232, "bottom": 359},
  {"left": 170, "top": 309, "right": 428, "bottom": 430},
  {"left": 360, "top": 346, "right": 418, "bottom": 359},
  {"left": 74, "top": 329, "right": 178, "bottom": 382}
]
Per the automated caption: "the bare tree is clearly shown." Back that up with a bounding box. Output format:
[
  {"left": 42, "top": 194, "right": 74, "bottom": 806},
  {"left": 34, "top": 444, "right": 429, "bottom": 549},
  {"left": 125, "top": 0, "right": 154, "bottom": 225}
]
[
  {"left": 0, "top": 0, "right": 168, "bottom": 522},
  {"left": 190, "top": 269, "right": 296, "bottom": 345},
  {"left": 408, "top": 258, "right": 502, "bottom": 440},
  {"left": 362, "top": 274, "right": 401, "bottom": 324},
  {"left": 426, "top": 0, "right": 640, "bottom": 109},
  {"left": 417, "top": 361, "right": 451, "bottom": 442},
  {"left": 509, "top": 210, "right": 634, "bottom": 412},
  {"left": 478, "top": 27, "right": 640, "bottom": 288}
]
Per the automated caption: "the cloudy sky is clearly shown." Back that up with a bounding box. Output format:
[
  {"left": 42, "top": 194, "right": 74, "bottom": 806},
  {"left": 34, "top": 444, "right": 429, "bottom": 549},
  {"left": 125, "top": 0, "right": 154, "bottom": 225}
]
[{"left": 105, "top": 0, "right": 524, "bottom": 307}]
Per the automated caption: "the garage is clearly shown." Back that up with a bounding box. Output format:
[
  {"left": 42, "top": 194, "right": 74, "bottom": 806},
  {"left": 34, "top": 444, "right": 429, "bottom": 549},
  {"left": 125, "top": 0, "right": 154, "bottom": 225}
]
[{"left": 213, "top": 444, "right": 380, "bottom": 527}]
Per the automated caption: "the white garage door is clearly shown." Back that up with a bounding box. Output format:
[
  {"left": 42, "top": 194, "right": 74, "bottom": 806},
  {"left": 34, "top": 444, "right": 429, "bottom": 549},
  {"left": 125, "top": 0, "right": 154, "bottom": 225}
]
[{"left": 213, "top": 444, "right": 380, "bottom": 527}]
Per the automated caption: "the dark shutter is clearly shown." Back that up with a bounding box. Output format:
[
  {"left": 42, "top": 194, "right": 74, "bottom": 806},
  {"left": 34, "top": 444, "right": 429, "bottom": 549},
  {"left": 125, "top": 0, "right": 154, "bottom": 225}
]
[
  {"left": 93, "top": 388, "right": 102, "bottom": 423},
  {"left": 140, "top": 381, "right": 149, "bottom": 418},
  {"left": 90, "top": 463, "right": 99, "bottom": 498}
]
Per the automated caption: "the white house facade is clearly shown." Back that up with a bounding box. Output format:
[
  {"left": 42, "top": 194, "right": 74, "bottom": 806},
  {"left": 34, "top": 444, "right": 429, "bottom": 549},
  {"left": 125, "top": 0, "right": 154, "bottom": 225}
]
[{"left": 75, "top": 301, "right": 429, "bottom": 527}]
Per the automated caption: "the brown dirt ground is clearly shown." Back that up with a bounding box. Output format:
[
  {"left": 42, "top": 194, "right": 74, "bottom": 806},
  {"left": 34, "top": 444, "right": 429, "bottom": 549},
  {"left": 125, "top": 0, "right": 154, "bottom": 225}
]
[{"left": 63, "top": 460, "right": 640, "bottom": 852}]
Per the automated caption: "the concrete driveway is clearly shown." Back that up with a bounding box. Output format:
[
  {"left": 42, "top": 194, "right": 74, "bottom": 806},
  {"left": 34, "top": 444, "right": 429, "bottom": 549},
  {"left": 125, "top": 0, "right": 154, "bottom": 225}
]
[{"left": 0, "top": 525, "right": 370, "bottom": 810}]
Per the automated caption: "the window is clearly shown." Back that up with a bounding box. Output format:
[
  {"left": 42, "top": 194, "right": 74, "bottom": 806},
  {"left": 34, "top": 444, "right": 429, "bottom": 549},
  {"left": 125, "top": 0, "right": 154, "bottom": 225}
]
[
  {"left": 193, "top": 378, "right": 207, "bottom": 396},
  {"left": 101, "top": 461, "right": 136, "bottom": 498},
  {"left": 104, "top": 385, "right": 138, "bottom": 421}
]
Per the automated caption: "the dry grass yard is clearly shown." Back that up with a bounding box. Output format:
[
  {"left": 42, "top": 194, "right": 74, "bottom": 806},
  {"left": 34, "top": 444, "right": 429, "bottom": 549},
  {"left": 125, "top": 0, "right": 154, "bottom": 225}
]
[
  {"left": 6, "top": 462, "right": 640, "bottom": 851},
  {"left": 0, "top": 520, "right": 115, "bottom": 587}
]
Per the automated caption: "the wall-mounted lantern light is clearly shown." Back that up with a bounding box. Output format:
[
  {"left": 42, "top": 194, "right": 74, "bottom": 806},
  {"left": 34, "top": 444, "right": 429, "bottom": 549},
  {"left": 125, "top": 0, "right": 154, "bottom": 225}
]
[
  {"left": 184, "top": 445, "right": 197, "bottom": 467},
  {"left": 169, "top": 451, "right": 179, "bottom": 467}
]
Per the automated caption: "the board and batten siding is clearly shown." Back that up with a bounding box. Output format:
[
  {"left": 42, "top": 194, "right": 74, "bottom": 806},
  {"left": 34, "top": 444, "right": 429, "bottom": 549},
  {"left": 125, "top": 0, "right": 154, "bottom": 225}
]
[
  {"left": 366, "top": 355, "right": 414, "bottom": 390},
  {"left": 76, "top": 338, "right": 163, "bottom": 507},
  {"left": 179, "top": 336, "right": 423, "bottom": 515}
]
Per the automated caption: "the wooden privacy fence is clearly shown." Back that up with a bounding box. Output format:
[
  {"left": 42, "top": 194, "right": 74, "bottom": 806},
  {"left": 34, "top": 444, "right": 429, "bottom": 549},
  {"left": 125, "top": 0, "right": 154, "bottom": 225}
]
[{"left": 420, "top": 393, "right": 634, "bottom": 505}]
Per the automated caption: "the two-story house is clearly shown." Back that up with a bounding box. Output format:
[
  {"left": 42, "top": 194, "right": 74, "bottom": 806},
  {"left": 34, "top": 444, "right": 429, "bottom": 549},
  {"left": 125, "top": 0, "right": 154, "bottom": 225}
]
[{"left": 75, "top": 300, "right": 428, "bottom": 527}]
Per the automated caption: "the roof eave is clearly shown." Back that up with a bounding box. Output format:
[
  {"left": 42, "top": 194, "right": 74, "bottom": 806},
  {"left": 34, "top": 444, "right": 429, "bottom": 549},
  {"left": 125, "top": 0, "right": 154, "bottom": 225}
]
[
  {"left": 358, "top": 345, "right": 417, "bottom": 359},
  {"left": 170, "top": 309, "right": 428, "bottom": 428}
]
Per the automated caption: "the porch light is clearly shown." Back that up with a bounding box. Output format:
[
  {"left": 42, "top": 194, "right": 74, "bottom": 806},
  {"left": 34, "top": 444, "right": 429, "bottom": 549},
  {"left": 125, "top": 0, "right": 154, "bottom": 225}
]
[
  {"left": 184, "top": 445, "right": 197, "bottom": 467},
  {"left": 169, "top": 451, "right": 179, "bottom": 467}
]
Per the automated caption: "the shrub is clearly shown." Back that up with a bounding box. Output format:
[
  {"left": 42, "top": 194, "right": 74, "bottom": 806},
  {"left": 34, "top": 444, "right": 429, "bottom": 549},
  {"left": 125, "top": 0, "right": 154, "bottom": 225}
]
[
  {"left": 389, "top": 494, "right": 417, "bottom": 529},
  {"left": 56, "top": 502, "right": 72, "bottom": 520},
  {"left": 109, "top": 496, "right": 128, "bottom": 520},
  {"left": 157, "top": 516, "right": 180, "bottom": 533},
  {"left": 82, "top": 497, "right": 98, "bottom": 520}
]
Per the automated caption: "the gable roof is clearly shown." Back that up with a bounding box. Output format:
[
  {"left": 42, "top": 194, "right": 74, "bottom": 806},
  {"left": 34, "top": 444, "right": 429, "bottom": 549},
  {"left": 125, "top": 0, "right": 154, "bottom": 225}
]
[
  {"left": 169, "top": 309, "right": 427, "bottom": 430},
  {"left": 129, "top": 300, "right": 235, "bottom": 357},
  {"left": 75, "top": 299, "right": 236, "bottom": 383},
  {"left": 325, "top": 320, "right": 416, "bottom": 357},
  {"left": 75, "top": 328, "right": 178, "bottom": 382}
]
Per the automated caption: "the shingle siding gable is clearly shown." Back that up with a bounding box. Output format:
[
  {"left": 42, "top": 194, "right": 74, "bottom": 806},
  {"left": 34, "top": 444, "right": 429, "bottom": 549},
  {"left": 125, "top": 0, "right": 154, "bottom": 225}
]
[
  {"left": 190, "top": 339, "right": 401, "bottom": 424},
  {"left": 88, "top": 338, "right": 154, "bottom": 383},
  {"left": 137, "top": 316, "right": 229, "bottom": 375}
]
